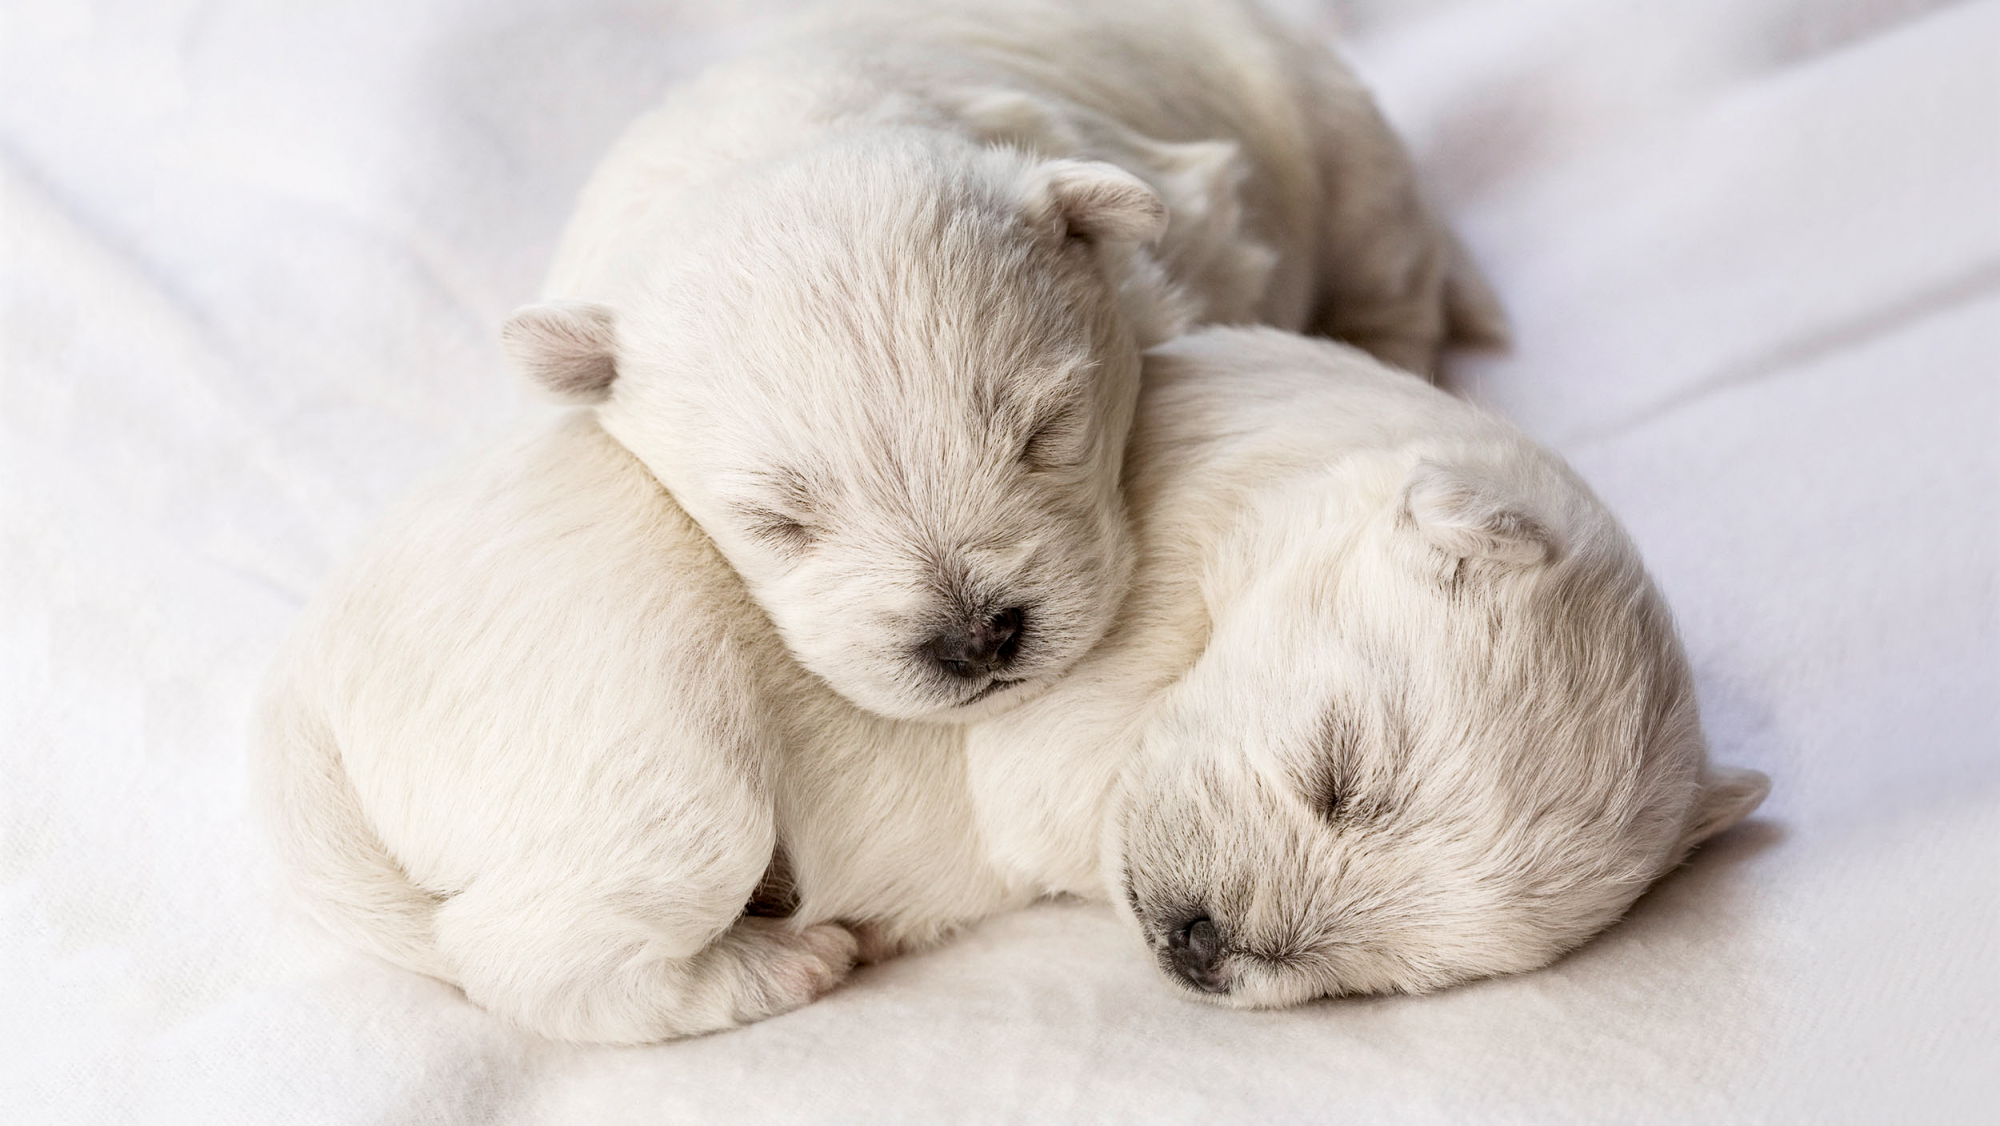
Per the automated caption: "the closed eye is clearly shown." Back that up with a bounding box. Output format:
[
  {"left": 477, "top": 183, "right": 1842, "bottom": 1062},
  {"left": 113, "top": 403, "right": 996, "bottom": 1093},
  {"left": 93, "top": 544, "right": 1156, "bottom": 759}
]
[
  {"left": 734, "top": 468, "right": 826, "bottom": 556},
  {"left": 1297, "top": 710, "right": 1363, "bottom": 824},
  {"left": 741, "top": 507, "right": 818, "bottom": 555},
  {"left": 1020, "top": 406, "right": 1088, "bottom": 470},
  {"left": 1312, "top": 765, "right": 1348, "bottom": 823}
]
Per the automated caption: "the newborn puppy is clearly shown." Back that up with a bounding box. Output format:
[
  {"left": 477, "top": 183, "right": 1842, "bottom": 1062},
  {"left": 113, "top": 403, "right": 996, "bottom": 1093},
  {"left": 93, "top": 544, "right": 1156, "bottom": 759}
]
[
  {"left": 968, "top": 327, "right": 1770, "bottom": 1005},
  {"left": 257, "top": 412, "right": 999, "bottom": 1044},
  {"left": 508, "top": 0, "right": 1504, "bottom": 721},
  {"left": 258, "top": 327, "right": 1761, "bottom": 1044}
]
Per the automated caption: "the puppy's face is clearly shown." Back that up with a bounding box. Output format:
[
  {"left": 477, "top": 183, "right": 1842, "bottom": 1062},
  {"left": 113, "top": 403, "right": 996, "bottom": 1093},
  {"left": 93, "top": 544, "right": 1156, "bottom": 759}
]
[
  {"left": 1110, "top": 451, "right": 1767, "bottom": 1005},
  {"left": 508, "top": 138, "right": 1168, "bottom": 720}
]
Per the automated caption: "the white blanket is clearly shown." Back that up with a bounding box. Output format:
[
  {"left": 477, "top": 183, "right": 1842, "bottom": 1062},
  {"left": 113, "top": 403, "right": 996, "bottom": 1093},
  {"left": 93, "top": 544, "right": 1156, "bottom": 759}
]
[{"left": 5, "top": 0, "right": 1995, "bottom": 1120}]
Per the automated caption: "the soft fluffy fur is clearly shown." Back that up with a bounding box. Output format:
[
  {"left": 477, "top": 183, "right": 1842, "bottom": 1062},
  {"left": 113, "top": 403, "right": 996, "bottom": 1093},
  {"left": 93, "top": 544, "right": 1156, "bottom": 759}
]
[
  {"left": 971, "top": 328, "right": 1769, "bottom": 1005},
  {"left": 508, "top": 0, "right": 1505, "bottom": 721},
  {"left": 256, "top": 328, "right": 1764, "bottom": 1043}
]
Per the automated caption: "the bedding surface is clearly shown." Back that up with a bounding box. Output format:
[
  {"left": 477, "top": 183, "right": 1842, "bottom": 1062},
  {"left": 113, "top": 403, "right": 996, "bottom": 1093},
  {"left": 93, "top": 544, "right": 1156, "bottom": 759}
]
[{"left": 4, "top": 0, "right": 1995, "bottom": 1121}]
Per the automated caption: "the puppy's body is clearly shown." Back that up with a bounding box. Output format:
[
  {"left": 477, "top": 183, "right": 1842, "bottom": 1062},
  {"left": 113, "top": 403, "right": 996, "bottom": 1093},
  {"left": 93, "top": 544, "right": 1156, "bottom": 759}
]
[
  {"left": 976, "top": 330, "right": 1769, "bottom": 1002},
  {"left": 512, "top": 0, "right": 1502, "bottom": 722},
  {"left": 258, "top": 413, "right": 1025, "bottom": 1041},
  {"left": 259, "top": 329, "right": 1762, "bottom": 1043}
]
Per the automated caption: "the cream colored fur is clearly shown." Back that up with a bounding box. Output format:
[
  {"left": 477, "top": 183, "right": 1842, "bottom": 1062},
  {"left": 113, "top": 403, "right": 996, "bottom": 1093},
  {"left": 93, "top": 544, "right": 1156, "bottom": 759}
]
[
  {"left": 256, "top": 328, "right": 1763, "bottom": 1043},
  {"left": 973, "top": 328, "right": 1768, "bottom": 1005},
  {"left": 507, "top": 0, "right": 1504, "bottom": 721}
]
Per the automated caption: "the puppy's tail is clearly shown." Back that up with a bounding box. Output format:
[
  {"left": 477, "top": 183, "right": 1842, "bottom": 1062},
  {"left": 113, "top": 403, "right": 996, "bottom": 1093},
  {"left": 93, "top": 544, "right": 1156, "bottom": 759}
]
[{"left": 253, "top": 683, "right": 453, "bottom": 982}]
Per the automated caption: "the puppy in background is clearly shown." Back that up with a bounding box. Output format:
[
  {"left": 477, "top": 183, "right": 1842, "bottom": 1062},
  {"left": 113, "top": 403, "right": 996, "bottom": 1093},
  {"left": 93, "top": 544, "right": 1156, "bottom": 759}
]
[
  {"left": 507, "top": 0, "right": 1505, "bottom": 722},
  {"left": 256, "top": 328, "right": 1761, "bottom": 1043}
]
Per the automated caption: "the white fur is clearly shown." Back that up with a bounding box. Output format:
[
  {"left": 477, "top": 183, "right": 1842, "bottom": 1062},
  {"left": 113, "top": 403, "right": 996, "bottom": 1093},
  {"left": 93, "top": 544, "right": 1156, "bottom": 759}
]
[
  {"left": 972, "top": 327, "right": 1768, "bottom": 1005},
  {"left": 513, "top": 0, "right": 1505, "bottom": 721},
  {"left": 256, "top": 327, "right": 1764, "bottom": 1043},
  {"left": 255, "top": 414, "right": 1017, "bottom": 1042}
]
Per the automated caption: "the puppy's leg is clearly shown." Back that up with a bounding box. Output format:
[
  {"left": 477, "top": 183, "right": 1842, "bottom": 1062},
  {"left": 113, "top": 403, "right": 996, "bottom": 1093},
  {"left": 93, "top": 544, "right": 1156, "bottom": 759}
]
[
  {"left": 432, "top": 740, "right": 856, "bottom": 1045},
  {"left": 435, "top": 860, "right": 859, "bottom": 1044},
  {"left": 1299, "top": 63, "right": 1508, "bottom": 377}
]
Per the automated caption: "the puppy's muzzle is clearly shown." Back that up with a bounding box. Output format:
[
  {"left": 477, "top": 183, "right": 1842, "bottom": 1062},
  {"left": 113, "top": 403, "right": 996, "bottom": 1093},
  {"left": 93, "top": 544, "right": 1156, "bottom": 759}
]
[{"left": 922, "top": 606, "right": 1026, "bottom": 679}]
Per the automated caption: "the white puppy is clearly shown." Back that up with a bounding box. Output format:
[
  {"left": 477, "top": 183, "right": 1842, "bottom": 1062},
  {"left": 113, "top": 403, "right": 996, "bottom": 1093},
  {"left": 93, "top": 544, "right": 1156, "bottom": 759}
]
[
  {"left": 507, "top": 0, "right": 1505, "bottom": 721},
  {"left": 973, "top": 328, "right": 1769, "bottom": 1004},
  {"left": 257, "top": 327, "right": 1763, "bottom": 1043}
]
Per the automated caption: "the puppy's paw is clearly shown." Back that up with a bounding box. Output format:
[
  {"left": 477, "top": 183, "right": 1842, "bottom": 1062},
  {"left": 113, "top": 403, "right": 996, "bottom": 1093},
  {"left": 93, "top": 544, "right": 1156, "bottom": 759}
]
[{"left": 723, "top": 917, "right": 859, "bottom": 1023}]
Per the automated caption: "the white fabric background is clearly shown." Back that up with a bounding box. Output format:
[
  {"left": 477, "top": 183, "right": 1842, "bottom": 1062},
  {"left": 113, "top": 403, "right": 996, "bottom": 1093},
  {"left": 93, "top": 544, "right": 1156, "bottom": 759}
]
[{"left": 4, "top": 0, "right": 1995, "bottom": 1121}]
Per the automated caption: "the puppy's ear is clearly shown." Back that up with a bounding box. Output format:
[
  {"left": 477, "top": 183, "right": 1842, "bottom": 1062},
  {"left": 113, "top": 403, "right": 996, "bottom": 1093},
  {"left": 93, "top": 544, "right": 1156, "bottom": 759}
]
[
  {"left": 1401, "top": 460, "right": 1558, "bottom": 567},
  {"left": 1678, "top": 765, "right": 1771, "bottom": 851},
  {"left": 1025, "top": 160, "right": 1168, "bottom": 245},
  {"left": 501, "top": 301, "right": 618, "bottom": 404}
]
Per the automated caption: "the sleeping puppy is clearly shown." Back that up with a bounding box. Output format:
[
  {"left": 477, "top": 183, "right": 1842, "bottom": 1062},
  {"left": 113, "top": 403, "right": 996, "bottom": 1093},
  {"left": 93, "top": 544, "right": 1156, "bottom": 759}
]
[
  {"left": 968, "top": 327, "right": 1769, "bottom": 1004},
  {"left": 255, "top": 328, "right": 1761, "bottom": 1044},
  {"left": 508, "top": 0, "right": 1505, "bottom": 722}
]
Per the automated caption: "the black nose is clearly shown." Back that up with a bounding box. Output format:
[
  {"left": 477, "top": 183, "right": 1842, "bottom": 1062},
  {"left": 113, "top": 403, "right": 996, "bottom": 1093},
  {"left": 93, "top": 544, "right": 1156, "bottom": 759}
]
[
  {"left": 1166, "top": 916, "right": 1229, "bottom": 993},
  {"left": 924, "top": 606, "right": 1025, "bottom": 678}
]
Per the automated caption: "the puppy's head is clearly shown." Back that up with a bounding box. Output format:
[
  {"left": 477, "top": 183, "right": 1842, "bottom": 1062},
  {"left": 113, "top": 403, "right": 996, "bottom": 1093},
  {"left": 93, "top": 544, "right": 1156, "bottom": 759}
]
[
  {"left": 503, "top": 134, "right": 1169, "bottom": 720},
  {"left": 1112, "top": 440, "right": 1768, "bottom": 1005}
]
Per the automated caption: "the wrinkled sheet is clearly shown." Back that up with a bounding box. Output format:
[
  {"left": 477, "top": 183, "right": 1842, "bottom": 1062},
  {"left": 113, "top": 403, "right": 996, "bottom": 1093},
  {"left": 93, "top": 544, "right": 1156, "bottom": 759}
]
[{"left": 4, "top": 0, "right": 1996, "bottom": 1121}]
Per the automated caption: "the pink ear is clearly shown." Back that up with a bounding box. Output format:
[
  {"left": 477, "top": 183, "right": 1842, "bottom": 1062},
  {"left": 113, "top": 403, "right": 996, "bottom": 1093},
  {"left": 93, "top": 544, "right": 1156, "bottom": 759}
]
[
  {"left": 1678, "top": 765, "right": 1771, "bottom": 851},
  {"left": 1025, "top": 160, "right": 1168, "bottom": 244},
  {"left": 501, "top": 302, "right": 618, "bottom": 404}
]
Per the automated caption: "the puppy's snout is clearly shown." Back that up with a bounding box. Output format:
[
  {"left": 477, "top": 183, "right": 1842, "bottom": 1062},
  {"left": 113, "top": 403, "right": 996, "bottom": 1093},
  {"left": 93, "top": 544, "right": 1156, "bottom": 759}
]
[
  {"left": 1166, "top": 915, "right": 1230, "bottom": 994},
  {"left": 923, "top": 606, "right": 1026, "bottom": 678}
]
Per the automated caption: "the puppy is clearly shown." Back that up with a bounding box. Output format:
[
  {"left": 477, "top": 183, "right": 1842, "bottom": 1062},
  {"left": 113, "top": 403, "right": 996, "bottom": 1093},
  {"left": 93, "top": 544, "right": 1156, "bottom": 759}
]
[
  {"left": 256, "top": 411, "right": 1002, "bottom": 1043},
  {"left": 968, "top": 327, "right": 1769, "bottom": 1004},
  {"left": 256, "top": 327, "right": 1762, "bottom": 1043},
  {"left": 506, "top": 0, "right": 1506, "bottom": 721}
]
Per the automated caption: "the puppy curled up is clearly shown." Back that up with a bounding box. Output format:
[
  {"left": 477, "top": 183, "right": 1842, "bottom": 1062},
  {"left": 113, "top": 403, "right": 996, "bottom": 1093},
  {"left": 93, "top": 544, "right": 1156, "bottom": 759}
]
[
  {"left": 255, "top": 327, "right": 1765, "bottom": 1043},
  {"left": 511, "top": 0, "right": 1507, "bottom": 722}
]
